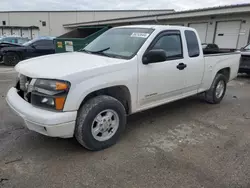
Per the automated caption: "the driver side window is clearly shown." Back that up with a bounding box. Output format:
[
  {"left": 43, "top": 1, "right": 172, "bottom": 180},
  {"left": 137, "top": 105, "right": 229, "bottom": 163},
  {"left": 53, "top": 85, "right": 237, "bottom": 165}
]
[{"left": 151, "top": 33, "right": 183, "bottom": 60}]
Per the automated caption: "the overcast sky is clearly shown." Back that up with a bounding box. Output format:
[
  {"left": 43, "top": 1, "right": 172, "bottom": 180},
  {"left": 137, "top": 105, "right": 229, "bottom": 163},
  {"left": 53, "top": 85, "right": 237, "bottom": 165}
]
[{"left": 0, "top": 0, "right": 248, "bottom": 11}]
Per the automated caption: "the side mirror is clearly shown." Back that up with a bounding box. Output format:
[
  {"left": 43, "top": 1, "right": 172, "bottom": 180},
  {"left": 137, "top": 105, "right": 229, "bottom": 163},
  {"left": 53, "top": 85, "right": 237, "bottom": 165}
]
[
  {"left": 31, "top": 44, "right": 36, "bottom": 49},
  {"left": 142, "top": 49, "right": 167, "bottom": 64},
  {"left": 240, "top": 47, "right": 245, "bottom": 51}
]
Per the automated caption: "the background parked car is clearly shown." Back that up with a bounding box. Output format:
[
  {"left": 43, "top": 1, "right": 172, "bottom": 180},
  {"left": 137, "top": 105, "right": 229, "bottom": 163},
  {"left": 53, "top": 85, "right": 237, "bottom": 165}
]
[
  {"left": 0, "top": 36, "right": 29, "bottom": 62},
  {"left": 1, "top": 37, "right": 55, "bottom": 66},
  {"left": 239, "top": 43, "right": 250, "bottom": 75}
]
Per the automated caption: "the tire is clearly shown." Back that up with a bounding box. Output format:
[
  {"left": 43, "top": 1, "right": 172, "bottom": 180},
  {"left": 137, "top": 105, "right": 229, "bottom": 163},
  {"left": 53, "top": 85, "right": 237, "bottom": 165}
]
[
  {"left": 3, "top": 52, "right": 20, "bottom": 66},
  {"left": 75, "top": 95, "right": 127, "bottom": 151},
  {"left": 205, "top": 73, "right": 227, "bottom": 104}
]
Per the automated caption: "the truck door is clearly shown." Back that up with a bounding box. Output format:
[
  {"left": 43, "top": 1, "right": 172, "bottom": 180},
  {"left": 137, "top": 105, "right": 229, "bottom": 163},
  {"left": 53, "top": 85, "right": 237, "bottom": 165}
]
[
  {"left": 182, "top": 30, "right": 204, "bottom": 96},
  {"left": 138, "top": 30, "right": 186, "bottom": 108}
]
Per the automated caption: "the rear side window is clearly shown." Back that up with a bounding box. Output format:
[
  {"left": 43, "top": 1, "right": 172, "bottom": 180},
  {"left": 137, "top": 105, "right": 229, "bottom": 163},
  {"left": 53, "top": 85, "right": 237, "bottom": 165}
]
[{"left": 185, "top": 30, "right": 200, "bottom": 57}]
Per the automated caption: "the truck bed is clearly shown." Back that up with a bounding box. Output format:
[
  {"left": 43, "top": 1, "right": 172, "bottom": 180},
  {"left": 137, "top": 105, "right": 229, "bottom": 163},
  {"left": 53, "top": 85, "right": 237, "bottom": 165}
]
[
  {"left": 203, "top": 48, "right": 237, "bottom": 55},
  {"left": 198, "top": 52, "right": 241, "bottom": 93}
]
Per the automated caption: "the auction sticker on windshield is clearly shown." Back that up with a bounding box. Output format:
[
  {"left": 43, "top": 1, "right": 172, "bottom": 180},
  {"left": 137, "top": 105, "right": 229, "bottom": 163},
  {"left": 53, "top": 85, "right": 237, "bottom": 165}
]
[{"left": 131, "top": 33, "right": 150, "bottom": 38}]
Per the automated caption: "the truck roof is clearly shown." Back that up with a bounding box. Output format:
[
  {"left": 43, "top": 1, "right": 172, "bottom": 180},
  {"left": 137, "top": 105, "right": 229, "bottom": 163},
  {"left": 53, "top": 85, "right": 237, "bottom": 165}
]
[{"left": 116, "top": 25, "right": 195, "bottom": 32}]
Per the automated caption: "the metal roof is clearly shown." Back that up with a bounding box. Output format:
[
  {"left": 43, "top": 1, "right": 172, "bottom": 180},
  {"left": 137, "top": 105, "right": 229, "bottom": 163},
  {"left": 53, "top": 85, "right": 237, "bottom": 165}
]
[
  {"left": 116, "top": 24, "right": 195, "bottom": 32},
  {"left": 64, "top": 3, "right": 250, "bottom": 28},
  {"left": 0, "top": 26, "right": 39, "bottom": 29},
  {"left": 0, "top": 9, "right": 174, "bottom": 13},
  {"left": 116, "top": 24, "right": 187, "bottom": 29}
]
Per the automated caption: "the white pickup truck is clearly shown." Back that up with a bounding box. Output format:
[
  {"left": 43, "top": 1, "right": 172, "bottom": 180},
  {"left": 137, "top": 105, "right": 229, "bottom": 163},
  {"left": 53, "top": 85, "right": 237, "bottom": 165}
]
[{"left": 6, "top": 25, "right": 240, "bottom": 151}]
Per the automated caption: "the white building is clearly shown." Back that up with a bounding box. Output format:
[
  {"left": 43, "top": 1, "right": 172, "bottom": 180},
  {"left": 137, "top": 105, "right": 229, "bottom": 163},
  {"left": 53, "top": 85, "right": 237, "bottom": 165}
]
[
  {"left": 0, "top": 9, "right": 174, "bottom": 38},
  {"left": 64, "top": 4, "right": 250, "bottom": 49},
  {"left": 1, "top": 4, "right": 250, "bottom": 49}
]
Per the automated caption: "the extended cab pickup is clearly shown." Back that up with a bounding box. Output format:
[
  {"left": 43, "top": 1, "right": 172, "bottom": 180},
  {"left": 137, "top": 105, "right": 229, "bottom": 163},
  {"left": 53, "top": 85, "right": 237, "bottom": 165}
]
[{"left": 6, "top": 25, "right": 240, "bottom": 151}]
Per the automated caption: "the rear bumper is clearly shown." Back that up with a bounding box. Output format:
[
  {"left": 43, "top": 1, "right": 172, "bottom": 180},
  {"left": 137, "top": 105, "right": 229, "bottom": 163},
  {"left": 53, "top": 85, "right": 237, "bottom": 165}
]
[{"left": 6, "top": 87, "right": 77, "bottom": 138}]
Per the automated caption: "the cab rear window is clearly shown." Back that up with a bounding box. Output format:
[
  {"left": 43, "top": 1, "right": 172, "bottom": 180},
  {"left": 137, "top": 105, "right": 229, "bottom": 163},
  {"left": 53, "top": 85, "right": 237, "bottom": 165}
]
[{"left": 185, "top": 30, "right": 200, "bottom": 57}]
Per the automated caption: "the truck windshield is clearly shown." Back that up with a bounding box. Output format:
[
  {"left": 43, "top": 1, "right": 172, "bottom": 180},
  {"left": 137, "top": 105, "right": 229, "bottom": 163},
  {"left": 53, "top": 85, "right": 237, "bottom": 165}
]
[
  {"left": 82, "top": 28, "right": 154, "bottom": 59},
  {"left": 244, "top": 44, "right": 250, "bottom": 50}
]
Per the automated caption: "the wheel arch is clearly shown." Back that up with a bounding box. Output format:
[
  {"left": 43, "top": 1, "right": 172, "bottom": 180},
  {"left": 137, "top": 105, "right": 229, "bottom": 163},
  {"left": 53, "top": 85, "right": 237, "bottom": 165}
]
[
  {"left": 78, "top": 85, "right": 132, "bottom": 115},
  {"left": 217, "top": 67, "right": 231, "bottom": 82},
  {"left": 5, "top": 51, "right": 24, "bottom": 59}
]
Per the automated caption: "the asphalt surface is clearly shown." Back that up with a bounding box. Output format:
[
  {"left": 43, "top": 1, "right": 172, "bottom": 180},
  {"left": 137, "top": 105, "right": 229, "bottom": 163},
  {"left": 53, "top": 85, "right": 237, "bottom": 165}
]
[{"left": 1, "top": 66, "right": 250, "bottom": 188}]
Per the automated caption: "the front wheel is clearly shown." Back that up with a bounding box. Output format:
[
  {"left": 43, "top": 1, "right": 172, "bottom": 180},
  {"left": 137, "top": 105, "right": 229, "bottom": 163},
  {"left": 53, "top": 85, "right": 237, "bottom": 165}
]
[
  {"left": 205, "top": 74, "right": 227, "bottom": 104},
  {"left": 3, "top": 52, "right": 20, "bottom": 66},
  {"left": 75, "top": 95, "right": 126, "bottom": 151}
]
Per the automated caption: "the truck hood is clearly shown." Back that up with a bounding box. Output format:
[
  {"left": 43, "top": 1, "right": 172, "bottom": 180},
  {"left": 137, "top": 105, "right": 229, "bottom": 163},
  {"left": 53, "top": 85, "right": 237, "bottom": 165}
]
[
  {"left": 15, "top": 52, "right": 128, "bottom": 80},
  {"left": 241, "top": 51, "right": 250, "bottom": 56}
]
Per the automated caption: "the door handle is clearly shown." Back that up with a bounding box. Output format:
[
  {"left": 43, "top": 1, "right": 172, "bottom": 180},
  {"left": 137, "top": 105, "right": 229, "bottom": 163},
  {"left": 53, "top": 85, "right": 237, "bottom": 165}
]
[{"left": 176, "top": 63, "right": 187, "bottom": 70}]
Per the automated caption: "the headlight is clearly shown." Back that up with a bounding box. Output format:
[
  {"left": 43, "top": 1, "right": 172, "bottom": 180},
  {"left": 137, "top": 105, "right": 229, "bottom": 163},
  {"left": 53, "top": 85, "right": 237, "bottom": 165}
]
[{"left": 31, "top": 79, "right": 70, "bottom": 111}]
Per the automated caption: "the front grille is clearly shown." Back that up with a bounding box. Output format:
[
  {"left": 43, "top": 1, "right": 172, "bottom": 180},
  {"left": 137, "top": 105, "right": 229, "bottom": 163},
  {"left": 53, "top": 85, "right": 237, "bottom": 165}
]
[
  {"left": 19, "top": 74, "right": 27, "bottom": 91},
  {"left": 19, "top": 74, "right": 32, "bottom": 92},
  {"left": 16, "top": 74, "right": 32, "bottom": 103}
]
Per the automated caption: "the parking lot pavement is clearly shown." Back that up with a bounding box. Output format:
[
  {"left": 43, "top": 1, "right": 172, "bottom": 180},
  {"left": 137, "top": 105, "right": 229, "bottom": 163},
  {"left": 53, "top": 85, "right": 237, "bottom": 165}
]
[
  {"left": 1, "top": 71, "right": 250, "bottom": 188},
  {"left": 0, "top": 66, "right": 15, "bottom": 73}
]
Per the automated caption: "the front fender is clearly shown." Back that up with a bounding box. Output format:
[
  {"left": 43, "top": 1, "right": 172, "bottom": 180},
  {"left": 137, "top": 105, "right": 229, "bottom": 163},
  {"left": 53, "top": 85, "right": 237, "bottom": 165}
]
[{"left": 63, "top": 69, "right": 137, "bottom": 112}]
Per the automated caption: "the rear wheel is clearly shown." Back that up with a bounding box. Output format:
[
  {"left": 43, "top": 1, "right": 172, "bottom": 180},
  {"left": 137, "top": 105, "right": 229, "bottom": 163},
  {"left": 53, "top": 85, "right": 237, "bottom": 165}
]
[
  {"left": 205, "top": 73, "right": 227, "bottom": 104},
  {"left": 75, "top": 95, "right": 126, "bottom": 151},
  {"left": 3, "top": 52, "right": 20, "bottom": 66}
]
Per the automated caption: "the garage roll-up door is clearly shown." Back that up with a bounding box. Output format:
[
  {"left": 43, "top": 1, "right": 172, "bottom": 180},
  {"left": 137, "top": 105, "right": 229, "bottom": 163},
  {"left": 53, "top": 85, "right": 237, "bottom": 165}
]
[
  {"left": 189, "top": 23, "right": 208, "bottom": 43},
  {"left": 12, "top": 29, "right": 21, "bottom": 36},
  {"left": 21, "top": 28, "right": 31, "bottom": 38},
  {"left": 214, "top": 21, "right": 241, "bottom": 48},
  {"left": 3, "top": 28, "right": 11, "bottom": 36},
  {"left": 31, "top": 28, "right": 40, "bottom": 39}
]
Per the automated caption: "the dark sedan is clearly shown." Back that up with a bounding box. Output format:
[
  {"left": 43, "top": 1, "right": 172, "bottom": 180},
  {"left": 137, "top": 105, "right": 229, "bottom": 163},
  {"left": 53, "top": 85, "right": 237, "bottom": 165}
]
[
  {"left": 239, "top": 43, "right": 250, "bottom": 75},
  {"left": 1, "top": 37, "right": 55, "bottom": 66},
  {"left": 0, "top": 36, "right": 29, "bottom": 61}
]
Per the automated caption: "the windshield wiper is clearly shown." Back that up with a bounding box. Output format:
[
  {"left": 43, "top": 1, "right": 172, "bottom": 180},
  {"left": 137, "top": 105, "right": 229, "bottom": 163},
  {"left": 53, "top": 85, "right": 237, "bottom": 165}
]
[
  {"left": 81, "top": 47, "right": 112, "bottom": 57},
  {"left": 80, "top": 47, "right": 124, "bottom": 59},
  {"left": 80, "top": 49, "right": 91, "bottom": 53},
  {"left": 80, "top": 47, "right": 110, "bottom": 54},
  {"left": 91, "top": 47, "right": 110, "bottom": 53}
]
